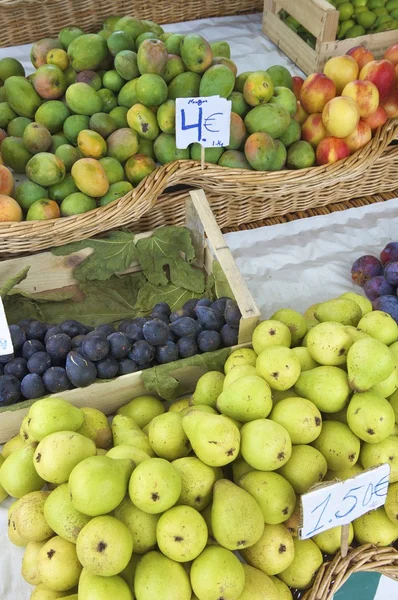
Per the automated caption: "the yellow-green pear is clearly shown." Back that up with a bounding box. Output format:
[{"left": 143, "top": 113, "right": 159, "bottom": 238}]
[
  {"left": 232, "top": 457, "right": 255, "bottom": 483},
  {"left": 34, "top": 431, "right": 96, "bottom": 484},
  {"left": 114, "top": 496, "right": 160, "bottom": 554},
  {"left": 270, "top": 397, "right": 322, "bottom": 444},
  {"left": 269, "top": 576, "right": 293, "bottom": 599},
  {"left": 385, "top": 481, "right": 398, "bottom": 523},
  {"left": 306, "top": 322, "right": 352, "bottom": 366},
  {"left": 27, "top": 398, "right": 84, "bottom": 442},
  {"left": 353, "top": 507, "right": 398, "bottom": 546},
  {"left": 119, "top": 553, "right": 140, "bottom": 595},
  {"left": 241, "top": 419, "right": 291, "bottom": 471},
  {"left": 69, "top": 455, "right": 134, "bottom": 516},
  {"left": 182, "top": 410, "right": 240, "bottom": 467},
  {"left": 347, "top": 337, "right": 395, "bottom": 392},
  {"left": 271, "top": 308, "right": 307, "bottom": 346},
  {"left": 78, "top": 568, "right": 133, "bottom": 600},
  {"left": 304, "top": 303, "right": 320, "bottom": 330},
  {"left": 313, "top": 421, "right": 360, "bottom": 470},
  {"left": 96, "top": 448, "right": 107, "bottom": 455},
  {"left": 371, "top": 366, "right": 398, "bottom": 397},
  {"left": 190, "top": 371, "right": 225, "bottom": 407},
  {"left": 223, "top": 364, "right": 257, "bottom": 388},
  {"left": 294, "top": 366, "right": 351, "bottom": 413},
  {"left": 324, "top": 463, "right": 364, "bottom": 481},
  {"left": 345, "top": 325, "right": 369, "bottom": 344},
  {"left": 340, "top": 292, "right": 372, "bottom": 316},
  {"left": 256, "top": 346, "right": 301, "bottom": 391},
  {"left": 390, "top": 388, "right": 398, "bottom": 422},
  {"left": 38, "top": 536, "right": 82, "bottom": 591},
  {"left": 238, "top": 564, "right": 279, "bottom": 599},
  {"left": 284, "top": 496, "right": 300, "bottom": 537},
  {"left": 14, "top": 490, "right": 52, "bottom": 542},
  {"left": 172, "top": 456, "right": 220, "bottom": 511},
  {"left": 323, "top": 407, "right": 348, "bottom": 424},
  {"left": 224, "top": 348, "right": 258, "bottom": 373},
  {"left": 252, "top": 320, "right": 291, "bottom": 355},
  {"left": 360, "top": 436, "right": 398, "bottom": 482},
  {"left": 217, "top": 375, "right": 272, "bottom": 422},
  {"left": 148, "top": 412, "right": 191, "bottom": 460},
  {"left": 358, "top": 310, "right": 398, "bottom": 345},
  {"left": 292, "top": 346, "right": 319, "bottom": 371},
  {"left": 0, "top": 454, "right": 8, "bottom": 502},
  {"left": 8, "top": 499, "right": 28, "bottom": 546},
  {"left": 313, "top": 523, "right": 354, "bottom": 554},
  {"left": 278, "top": 538, "right": 323, "bottom": 589},
  {"left": 129, "top": 457, "right": 181, "bottom": 514},
  {"left": 31, "top": 585, "right": 73, "bottom": 599},
  {"left": 111, "top": 414, "right": 154, "bottom": 455},
  {"left": 315, "top": 297, "right": 362, "bottom": 326},
  {"left": 191, "top": 546, "right": 245, "bottom": 600},
  {"left": 156, "top": 505, "right": 208, "bottom": 561},
  {"left": 22, "top": 540, "right": 47, "bottom": 585},
  {"left": 211, "top": 479, "right": 264, "bottom": 550},
  {"left": 107, "top": 444, "right": 150, "bottom": 464},
  {"left": 135, "top": 551, "right": 192, "bottom": 600},
  {"left": 0, "top": 443, "right": 44, "bottom": 498},
  {"left": 181, "top": 405, "right": 218, "bottom": 416},
  {"left": 168, "top": 397, "right": 191, "bottom": 412},
  {"left": 117, "top": 394, "right": 165, "bottom": 427},
  {"left": 2, "top": 433, "right": 25, "bottom": 456},
  {"left": 44, "top": 483, "right": 91, "bottom": 543},
  {"left": 77, "top": 407, "right": 112, "bottom": 449},
  {"left": 272, "top": 388, "right": 299, "bottom": 403},
  {"left": 21, "top": 414, "right": 34, "bottom": 443},
  {"left": 347, "top": 392, "right": 395, "bottom": 443},
  {"left": 63, "top": 596, "right": 78, "bottom": 599},
  {"left": 277, "top": 445, "right": 327, "bottom": 494},
  {"left": 240, "top": 523, "right": 294, "bottom": 575},
  {"left": 238, "top": 470, "right": 296, "bottom": 524}
]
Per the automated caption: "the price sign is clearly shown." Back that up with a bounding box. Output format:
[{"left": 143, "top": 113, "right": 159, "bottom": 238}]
[
  {"left": 300, "top": 464, "right": 390, "bottom": 540},
  {"left": 175, "top": 96, "right": 231, "bottom": 149},
  {"left": 0, "top": 297, "right": 13, "bottom": 356}
]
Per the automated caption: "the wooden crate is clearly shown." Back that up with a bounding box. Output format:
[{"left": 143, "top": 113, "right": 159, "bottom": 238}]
[
  {"left": 0, "top": 190, "right": 260, "bottom": 443},
  {"left": 263, "top": 0, "right": 398, "bottom": 74}
]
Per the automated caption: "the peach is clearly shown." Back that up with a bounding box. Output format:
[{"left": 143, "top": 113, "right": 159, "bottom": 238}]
[
  {"left": 316, "top": 137, "right": 350, "bottom": 165},
  {"left": 292, "top": 76, "right": 304, "bottom": 100},
  {"left": 322, "top": 96, "right": 360, "bottom": 138},
  {"left": 300, "top": 73, "right": 336, "bottom": 114},
  {"left": 293, "top": 101, "right": 309, "bottom": 125},
  {"left": 343, "top": 120, "right": 372, "bottom": 154},
  {"left": 359, "top": 60, "right": 395, "bottom": 101},
  {"left": 323, "top": 55, "right": 359, "bottom": 95},
  {"left": 381, "top": 89, "right": 398, "bottom": 119},
  {"left": 0, "top": 165, "right": 14, "bottom": 196},
  {"left": 347, "top": 46, "right": 375, "bottom": 72},
  {"left": 341, "top": 80, "right": 379, "bottom": 119},
  {"left": 301, "top": 113, "right": 327, "bottom": 147},
  {"left": 0, "top": 194, "right": 22, "bottom": 222},
  {"left": 384, "top": 44, "right": 398, "bottom": 67},
  {"left": 362, "top": 105, "right": 388, "bottom": 131}
]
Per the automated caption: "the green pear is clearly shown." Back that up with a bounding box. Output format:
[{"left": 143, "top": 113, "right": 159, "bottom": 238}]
[
  {"left": 0, "top": 454, "right": 8, "bottom": 502},
  {"left": 63, "top": 596, "right": 78, "bottom": 599},
  {"left": 347, "top": 336, "right": 395, "bottom": 392},
  {"left": 8, "top": 499, "right": 28, "bottom": 546},
  {"left": 28, "top": 398, "right": 84, "bottom": 442},
  {"left": 78, "top": 568, "right": 133, "bottom": 600},
  {"left": 113, "top": 496, "right": 160, "bottom": 554},
  {"left": 107, "top": 444, "right": 150, "bottom": 464},
  {"left": 256, "top": 346, "right": 301, "bottom": 391},
  {"left": 353, "top": 507, "right": 398, "bottom": 546},
  {"left": 232, "top": 457, "right": 254, "bottom": 483},
  {"left": 371, "top": 366, "right": 398, "bottom": 397},
  {"left": 269, "top": 576, "right": 293, "bottom": 599},
  {"left": 223, "top": 364, "right": 257, "bottom": 388},
  {"left": 324, "top": 463, "right": 364, "bottom": 481},
  {"left": 313, "top": 523, "right": 353, "bottom": 554},
  {"left": 38, "top": 536, "right": 82, "bottom": 591},
  {"left": 2, "top": 433, "right": 25, "bottom": 456},
  {"left": 272, "top": 388, "right": 299, "bottom": 403},
  {"left": 20, "top": 414, "right": 34, "bottom": 443},
  {"left": 358, "top": 310, "right": 398, "bottom": 345},
  {"left": 312, "top": 421, "right": 360, "bottom": 470},
  {"left": 270, "top": 308, "right": 307, "bottom": 346},
  {"left": 238, "top": 470, "right": 296, "bottom": 524},
  {"left": 217, "top": 375, "right": 272, "bottom": 422},
  {"left": 190, "top": 371, "right": 225, "bottom": 407},
  {"left": 96, "top": 448, "right": 107, "bottom": 455},
  {"left": 292, "top": 346, "right": 319, "bottom": 371},
  {"left": 148, "top": 412, "right": 191, "bottom": 460},
  {"left": 22, "top": 539, "right": 48, "bottom": 585},
  {"left": 278, "top": 538, "right": 323, "bottom": 589},
  {"left": 270, "top": 397, "right": 322, "bottom": 444},
  {"left": 135, "top": 551, "right": 191, "bottom": 600},
  {"left": 44, "top": 483, "right": 91, "bottom": 543},
  {"left": 69, "top": 456, "right": 134, "bottom": 516},
  {"left": 277, "top": 445, "right": 327, "bottom": 494},
  {"left": 304, "top": 303, "right": 320, "bottom": 330},
  {"left": 360, "top": 436, "right": 398, "bottom": 482},
  {"left": 306, "top": 322, "right": 352, "bottom": 366},
  {"left": 0, "top": 443, "right": 44, "bottom": 498},
  {"left": 129, "top": 457, "right": 181, "bottom": 514},
  {"left": 347, "top": 392, "right": 395, "bottom": 443},
  {"left": 294, "top": 366, "right": 350, "bottom": 413},
  {"left": 31, "top": 585, "right": 73, "bottom": 599},
  {"left": 385, "top": 481, "right": 398, "bottom": 523},
  {"left": 340, "top": 292, "right": 372, "bottom": 316},
  {"left": 240, "top": 523, "right": 294, "bottom": 576},
  {"left": 323, "top": 407, "right": 348, "bottom": 424},
  {"left": 284, "top": 496, "right": 300, "bottom": 537},
  {"left": 34, "top": 431, "right": 96, "bottom": 484},
  {"left": 252, "top": 320, "right": 291, "bottom": 355},
  {"left": 13, "top": 490, "right": 52, "bottom": 542},
  {"left": 111, "top": 414, "right": 154, "bottom": 455},
  {"left": 182, "top": 410, "right": 240, "bottom": 467},
  {"left": 156, "top": 505, "right": 208, "bottom": 561},
  {"left": 345, "top": 325, "right": 370, "bottom": 344},
  {"left": 191, "top": 546, "right": 245, "bottom": 600},
  {"left": 119, "top": 553, "right": 140, "bottom": 595},
  {"left": 77, "top": 407, "right": 112, "bottom": 449},
  {"left": 76, "top": 515, "right": 133, "bottom": 576},
  {"left": 168, "top": 397, "right": 191, "bottom": 412},
  {"left": 389, "top": 388, "right": 398, "bottom": 422},
  {"left": 240, "top": 419, "right": 291, "bottom": 471},
  {"left": 238, "top": 564, "right": 279, "bottom": 599},
  {"left": 181, "top": 405, "right": 218, "bottom": 416},
  {"left": 224, "top": 348, "right": 258, "bottom": 373},
  {"left": 211, "top": 479, "right": 264, "bottom": 550},
  {"left": 117, "top": 395, "right": 165, "bottom": 427},
  {"left": 172, "top": 456, "right": 220, "bottom": 511},
  {"left": 315, "top": 298, "right": 362, "bottom": 326}
]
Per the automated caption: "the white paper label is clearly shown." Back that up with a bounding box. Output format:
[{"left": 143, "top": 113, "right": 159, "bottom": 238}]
[
  {"left": 0, "top": 297, "right": 13, "bottom": 356},
  {"left": 300, "top": 463, "right": 390, "bottom": 540},
  {"left": 175, "top": 96, "right": 231, "bottom": 149}
]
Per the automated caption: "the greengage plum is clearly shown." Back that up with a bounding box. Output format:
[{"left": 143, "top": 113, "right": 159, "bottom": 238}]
[
  {"left": 364, "top": 275, "right": 396, "bottom": 300},
  {"left": 351, "top": 254, "right": 383, "bottom": 286},
  {"left": 380, "top": 242, "right": 398, "bottom": 266}
]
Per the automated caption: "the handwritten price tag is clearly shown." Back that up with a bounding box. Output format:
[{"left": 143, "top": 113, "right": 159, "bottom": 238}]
[
  {"left": 300, "top": 463, "right": 390, "bottom": 540},
  {"left": 0, "top": 297, "right": 13, "bottom": 357},
  {"left": 175, "top": 96, "right": 231, "bottom": 149}
]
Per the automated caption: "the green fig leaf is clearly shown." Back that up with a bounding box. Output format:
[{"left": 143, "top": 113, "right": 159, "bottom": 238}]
[{"left": 0, "top": 266, "right": 31, "bottom": 298}]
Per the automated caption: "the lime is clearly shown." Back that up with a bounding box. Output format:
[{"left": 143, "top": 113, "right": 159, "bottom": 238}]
[
  {"left": 386, "top": 0, "right": 398, "bottom": 10},
  {"left": 353, "top": 0, "right": 368, "bottom": 5},
  {"left": 336, "top": 0, "right": 350, "bottom": 5},
  {"left": 368, "top": 0, "right": 385, "bottom": 8},
  {"left": 356, "top": 9, "right": 377, "bottom": 25},
  {"left": 345, "top": 23, "right": 367, "bottom": 35},
  {"left": 354, "top": 6, "right": 368, "bottom": 13},
  {"left": 337, "top": 18, "right": 356, "bottom": 37},
  {"left": 339, "top": 2, "right": 355, "bottom": 20}
]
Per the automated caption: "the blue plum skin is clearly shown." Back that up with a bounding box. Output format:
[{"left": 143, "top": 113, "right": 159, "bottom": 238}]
[
  {"left": 351, "top": 255, "right": 383, "bottom": 287},
  {"left": 364, "top": 275, "right": 396, "bottom": 301},
  {"left": 384, "top": 261, "right": 398, "bottom": 287},
  {"left": 372, "top": 295, "right": 398, "bottom": 323},
  {"left": 380, "top": 242, "right": 398, "bottom": 266}
]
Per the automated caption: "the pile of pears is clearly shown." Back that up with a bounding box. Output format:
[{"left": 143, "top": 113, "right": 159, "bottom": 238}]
[{"left": 2, "top": 290, "right": 398, "bottom": 599}]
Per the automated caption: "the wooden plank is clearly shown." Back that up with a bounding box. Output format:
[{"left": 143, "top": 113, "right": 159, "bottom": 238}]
[
  {"left": 319, "top": 8, "right": 339, "bottom": 44},
  {"left": 319, "top": 29, "right": 398, "bottom": 64},
  {"left": 266, "top": 0, "right": 337, "bottom": 39}
]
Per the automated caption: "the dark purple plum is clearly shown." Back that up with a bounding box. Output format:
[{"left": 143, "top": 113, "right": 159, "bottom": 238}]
[
  {"left": 44, "top": 326, "right": 63, "bottom": 344},
  {"left": 211, "top": 298, "right": 229, "bottom": 315},
  {"left": 0, "top": 374, "right": 21, "bottom": 405},
  {"left": 0, "top": 353, "right": 13, "bottom": 365},
  {"left": 220, "top": 324, "right": 239, "bottom": 347},
  {"left": 21, "top": 340, "right": 45, "bottom": 360},
  {"left": 124, "top": 323, "right": 145, "bottom": 343},
  {"left": 197, "top": 330, "right": 221, "bottom": 352},
  {"left": 384, "top": 261, "right": 398, "bottom": 287},
  {"left": 0, "top": 364, "right": 3, "bottom": 376},
  {"left": 66, "top": 351, "right": 97, "bottom": 387},
  {"left": 196, "top": 298, "right": 212, "bottom": 307},
  {"left": 85, "top": 329, "right": 108, "bottom": 340},
  {"left": 152, "top": 302, "right": 171, "bottom": 317},
  {"left": 107, "top": 332, "right": 131, "bottom": 359},
  {"left": 20, "top": 373, "right": 44, "bottom": 400},
  {"left": 351, "top": 255, "right": 383, "bottom": 287},
  {"left": 380, "top": 242, "right": 398, "bottom": 266},
  {"left": 46, "top": 333, "right": 72, "bottom": 365},
  {"left": 60, "top": 320, "right": 86, "bottom": 338},
  {"left": 183, "top": 298, "right": 200, "bottom": 317},
  {"left": 156, "top": 341, "right": 179, "bottom": 364},
  {"left": 9, "top": 325, "right": 26, "bottom": 351},
  {"left": 149, "top": 312, "right": 169, "bottom": 324},
  {"left": 194, "top": 306, "right": 224, "bottom": 331},
  {"left": 118, "top": 319, "right": 135, "bottom": 333},
  {"left": 17, "top": 318, "right": 35, "bottom": 331},
  {"left": 170, "top": 309, "right": 190, "bottom": 323},
  {"left": 24, "top": 320, "right": 47, "bottom": 341},
  {"left": 96, "top": 356, "right": 119, "bottom": 379},
  {"left": 27, "top": 352, "right": 52, "bottom": 375},
  {"left": 177, "top": 337, "right": 198, "bottom": 358},
  {"left": 132, "top": 317, "right": 150, "bottom": 327},
  {"left": 363, "top": 276, "right": 395, "bottom": 301},
  {"left": 71, "top": 335, "right": 86, "bottom": 350},
  {"left": 170, "top": 317, "right": 199, "bottom": 338},
  {"left": 128, "top": 340, "right": 156, "bottom": 366},
  {"left": 118, "top": 358, "right": 139, "bottom": 375},
  {"left": 142, "top": 319, "right": 169, "bottom": 346},
  {"left": 82, "top": 336, "right": 110, "bottom": 361},
  {"left": 372, "top": 295, "right": 398, "bottom": 323},
  {"left": 43, "top": 366, "right": 71, "bottom": 393},
  {"left": 4, "top": 357, "right": 29, "bottom": 381},
  {"left": 167, "top": 330, "right": 177, "bottom": 343},
  {"left": 224, "top": 299, "right": 241, "bottom": 328},
  {"left": 95, "top": 323, "right": 116, "bottom": 337}
]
